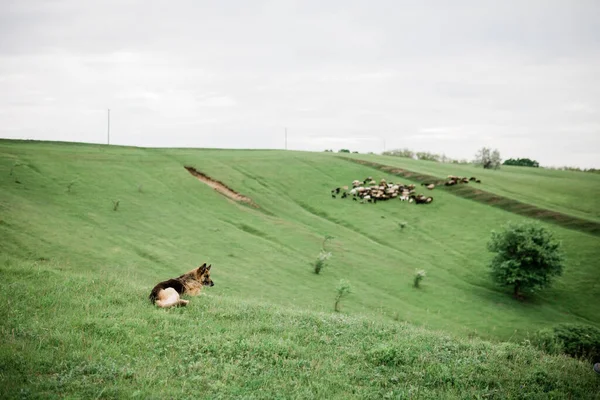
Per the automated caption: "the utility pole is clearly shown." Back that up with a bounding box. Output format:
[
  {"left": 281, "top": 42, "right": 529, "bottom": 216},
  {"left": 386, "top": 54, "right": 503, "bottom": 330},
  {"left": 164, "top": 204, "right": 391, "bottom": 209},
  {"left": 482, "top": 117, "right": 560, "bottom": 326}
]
[
  {"left": 107, "top": 108, "right": 111, "bottom": 145},
  {"left": 285, "top": 127, "right": 288, "bottom": 150}
]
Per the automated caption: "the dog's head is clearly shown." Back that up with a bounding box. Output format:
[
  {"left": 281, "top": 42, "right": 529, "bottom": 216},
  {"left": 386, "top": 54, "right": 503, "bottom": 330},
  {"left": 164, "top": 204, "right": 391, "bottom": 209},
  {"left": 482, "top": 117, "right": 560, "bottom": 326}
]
[{"left": 197, "top": 263, "right": 214, "bottom": 287}]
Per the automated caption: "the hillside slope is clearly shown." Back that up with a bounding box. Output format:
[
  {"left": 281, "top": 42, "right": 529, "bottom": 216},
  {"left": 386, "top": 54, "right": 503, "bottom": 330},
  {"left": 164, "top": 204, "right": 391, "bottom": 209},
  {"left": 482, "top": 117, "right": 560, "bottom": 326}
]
[{"left": 1, "top": 139, "right": 599, "bottom": 343}]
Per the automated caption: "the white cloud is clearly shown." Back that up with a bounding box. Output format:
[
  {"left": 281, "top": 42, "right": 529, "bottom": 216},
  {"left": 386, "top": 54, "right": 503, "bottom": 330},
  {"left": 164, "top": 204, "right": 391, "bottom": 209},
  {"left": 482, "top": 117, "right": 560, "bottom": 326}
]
[
  {"left": 0, "top": 0, "right": 599, "bottom": 167},
  {"left": 197, "top": 95, "right": 237, "bottom": 108}
]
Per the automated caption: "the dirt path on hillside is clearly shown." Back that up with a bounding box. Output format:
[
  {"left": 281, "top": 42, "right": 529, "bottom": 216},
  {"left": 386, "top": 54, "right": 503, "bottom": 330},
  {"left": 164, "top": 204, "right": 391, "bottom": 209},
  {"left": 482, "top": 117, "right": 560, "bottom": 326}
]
[{"left": 184, "top": 166, "right": 259, "bottom": 208}]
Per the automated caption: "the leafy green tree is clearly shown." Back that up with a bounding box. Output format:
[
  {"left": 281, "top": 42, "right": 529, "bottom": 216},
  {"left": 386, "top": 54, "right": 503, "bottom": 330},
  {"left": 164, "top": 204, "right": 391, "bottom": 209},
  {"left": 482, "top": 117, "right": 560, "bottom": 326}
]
[
  {"left": 487, "top": 222, "right": 564, "bottom": 298},
  {"left": 503, "top": 158, "right": 540, "bottom": 167},
  {"left": 334, "top": 280, "right": 352, "bottom": 312}
]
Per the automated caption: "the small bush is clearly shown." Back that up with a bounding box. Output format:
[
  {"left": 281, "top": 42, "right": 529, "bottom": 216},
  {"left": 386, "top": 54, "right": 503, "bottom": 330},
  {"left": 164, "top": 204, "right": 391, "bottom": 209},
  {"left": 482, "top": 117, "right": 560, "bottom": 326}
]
[
  {"left": 314, "top": 251, "right": 331, "bottom": 274},
  {"left": 532, "top": 323, "right": 600, "bottom": 362},
  {"left": 531, "top": 328, "right": 565, "bottom": 355},
  {"left": 399, "top": 222, "right": 407, "bottom": 230},
  {"left": 67, "top": 180, "right": 77, "bottom": 193},
  {"left": 334, "top": 279, "right": 351, "bottom": 312},
  {"left": 413, "top": 269, "right": 426, "bottom": 288}
]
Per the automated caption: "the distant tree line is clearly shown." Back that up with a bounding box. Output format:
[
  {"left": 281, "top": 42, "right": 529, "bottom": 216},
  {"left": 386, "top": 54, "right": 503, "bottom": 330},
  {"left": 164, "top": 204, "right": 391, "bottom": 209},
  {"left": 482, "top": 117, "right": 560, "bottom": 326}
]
[
  {"left": 324, "top": 149, "right": 359, "bottom": 154},
  {"left": 382, "top": 148, "right": 469, "bottom": 164},
  {"left": 544, "top": 166, "right": 600, "bottom": 174},
  {"left": 342, "top": 146, "right": 598, "bottom": 173},
  {"left": 503, "top": 158, "right": 540, "bottom": 168}
]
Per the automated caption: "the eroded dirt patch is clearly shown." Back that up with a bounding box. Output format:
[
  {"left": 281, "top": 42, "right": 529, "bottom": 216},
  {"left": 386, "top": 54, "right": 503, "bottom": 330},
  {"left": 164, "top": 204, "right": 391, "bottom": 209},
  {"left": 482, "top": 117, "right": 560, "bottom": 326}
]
[{"left": 184, "top": 166, "right": 259, "bottom": 208}]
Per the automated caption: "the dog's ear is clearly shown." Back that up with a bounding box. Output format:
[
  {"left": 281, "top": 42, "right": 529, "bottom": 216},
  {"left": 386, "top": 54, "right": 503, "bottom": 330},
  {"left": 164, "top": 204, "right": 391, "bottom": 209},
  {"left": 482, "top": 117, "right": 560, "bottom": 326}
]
[
  {"left": 198, "top": 263, "right": 207, "bottom": 272},
  {"left": 207, "top": 264, "right": 211, "bottom": 271}
]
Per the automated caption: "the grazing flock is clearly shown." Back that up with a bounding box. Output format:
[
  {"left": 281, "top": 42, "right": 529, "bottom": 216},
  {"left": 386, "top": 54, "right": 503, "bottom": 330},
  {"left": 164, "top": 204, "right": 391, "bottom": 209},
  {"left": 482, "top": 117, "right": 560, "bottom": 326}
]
[
  {"left": 331, "top": 177, "right": 434, "bottom": 204},
  {"left": 331, "top": 175, "right": 482, "bottom": 204},
  {"left": 445, "top": 175, "right": 481, "bottom": 185}
]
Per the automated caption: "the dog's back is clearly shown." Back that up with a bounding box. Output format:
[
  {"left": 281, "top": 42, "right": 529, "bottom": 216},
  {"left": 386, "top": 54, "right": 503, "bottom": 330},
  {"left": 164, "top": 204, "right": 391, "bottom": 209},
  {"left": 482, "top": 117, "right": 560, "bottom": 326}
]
[
  {"left": 149, "top": 263, "right": 213, "bottom": 308},
  {"left": 149, "top": 278, "right": 185, "bottom": 304}
]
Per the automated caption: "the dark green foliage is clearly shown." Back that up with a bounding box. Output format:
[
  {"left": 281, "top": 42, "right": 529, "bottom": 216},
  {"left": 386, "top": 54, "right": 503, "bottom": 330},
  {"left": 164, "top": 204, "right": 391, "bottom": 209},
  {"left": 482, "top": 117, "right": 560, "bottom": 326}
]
[
  {"left": 338, "top": 149, "right": 351, "bottom": 153},
  {"left": 413, "top": 269, "right": 426, "bottom": 288},
  {"left": 533, "top": 324, "right": 600, "bottom": 362},
  {"left": 487, "top": 222, "right": 564, "bottom": 298},
  {"left": 504, "top": 158, "right": 540, "bottom": 167},
  {"left": 314, "top": 251, "right": 331, "bottom": 274}
]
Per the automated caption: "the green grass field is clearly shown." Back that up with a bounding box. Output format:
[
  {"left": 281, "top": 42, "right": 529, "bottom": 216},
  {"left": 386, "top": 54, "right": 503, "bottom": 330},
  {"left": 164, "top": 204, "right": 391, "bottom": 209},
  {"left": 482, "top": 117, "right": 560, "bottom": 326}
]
[{"left": 1, "top": 139, "right": 599, "bottom": 398}]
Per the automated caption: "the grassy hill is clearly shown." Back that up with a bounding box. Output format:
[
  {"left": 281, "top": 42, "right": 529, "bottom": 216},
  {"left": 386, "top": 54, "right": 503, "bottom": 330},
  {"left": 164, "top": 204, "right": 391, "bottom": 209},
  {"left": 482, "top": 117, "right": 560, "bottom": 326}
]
[
  {"left": 2, "top": 257, "right": 599, "bottom": 399},
  {"left": 343, "top": 153, "right": 600, "bottom": 224},
  {"left": 1, "top": 139, "right": 599, "bottom": 398}
]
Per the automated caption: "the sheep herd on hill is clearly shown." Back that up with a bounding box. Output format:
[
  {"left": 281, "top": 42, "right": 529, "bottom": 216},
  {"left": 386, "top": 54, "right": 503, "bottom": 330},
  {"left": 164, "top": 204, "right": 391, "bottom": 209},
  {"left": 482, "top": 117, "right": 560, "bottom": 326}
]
[
  {"left": 331, "top": 175, "right": 482, "bottom": 204},
  {"left": 331, "top": 177, "right": 434, "bottom": 204},
  {"left": 445, "top": 175, "right": 481, "bottom": 185}
]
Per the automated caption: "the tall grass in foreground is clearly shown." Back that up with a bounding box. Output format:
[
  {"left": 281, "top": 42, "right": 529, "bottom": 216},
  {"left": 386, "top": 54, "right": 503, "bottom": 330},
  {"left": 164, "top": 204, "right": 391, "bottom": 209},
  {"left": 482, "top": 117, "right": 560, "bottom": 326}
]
[{"left": 1, "top": 258, "right": 599, "bottom": 399}]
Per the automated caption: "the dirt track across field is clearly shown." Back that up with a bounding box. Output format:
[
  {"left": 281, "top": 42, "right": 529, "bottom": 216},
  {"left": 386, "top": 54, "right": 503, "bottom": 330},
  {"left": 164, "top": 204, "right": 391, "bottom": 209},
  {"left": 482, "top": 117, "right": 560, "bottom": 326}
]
[{"left": 184, "top": 166, "right": 259, "bottom": 208}]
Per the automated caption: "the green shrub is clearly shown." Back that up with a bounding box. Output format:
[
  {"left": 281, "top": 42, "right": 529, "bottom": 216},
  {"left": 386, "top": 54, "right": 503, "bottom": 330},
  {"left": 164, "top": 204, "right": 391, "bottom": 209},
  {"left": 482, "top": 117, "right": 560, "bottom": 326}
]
[
  {"left": 487, "top": 222, "right": 564, "bottom": 298},
  {"left": 67, "top": 180, "right": 77, "bottom": 193},
  {"left": 314, "top": 251, "right": 331, "bottom": 274},
  {"left": 334, "top": 279, "right": 351, "bottom": 312},
  {"left": 413, "top": 269, "right": 426, "bottom": 288},
  {"left": 532, "top": 323, "right": 600, "bottom": 362},
  {"left": 530, "top": 328, "right": 565, "bottom": 355}
]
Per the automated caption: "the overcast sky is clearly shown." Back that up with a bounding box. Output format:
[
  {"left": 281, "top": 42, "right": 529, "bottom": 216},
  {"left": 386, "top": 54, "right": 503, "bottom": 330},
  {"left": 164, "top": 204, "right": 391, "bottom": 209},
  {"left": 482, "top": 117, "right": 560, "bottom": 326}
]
[{"left": 1, "top": 0, "right": 599, "bottom": 167}]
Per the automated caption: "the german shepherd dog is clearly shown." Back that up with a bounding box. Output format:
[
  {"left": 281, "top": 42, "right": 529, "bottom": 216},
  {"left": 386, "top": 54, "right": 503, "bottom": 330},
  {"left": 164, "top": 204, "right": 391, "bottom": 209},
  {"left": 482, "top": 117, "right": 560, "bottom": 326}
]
[{"left": 149, "top": 263, "right": 214, "bottom": 308}]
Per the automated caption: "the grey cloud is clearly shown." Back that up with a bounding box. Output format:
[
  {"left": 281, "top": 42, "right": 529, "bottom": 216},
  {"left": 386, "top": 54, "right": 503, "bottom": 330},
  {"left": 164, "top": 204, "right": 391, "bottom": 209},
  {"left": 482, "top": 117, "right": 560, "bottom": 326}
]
[{"left": 0, "top": 0, "right": 599, "bottom": 167}]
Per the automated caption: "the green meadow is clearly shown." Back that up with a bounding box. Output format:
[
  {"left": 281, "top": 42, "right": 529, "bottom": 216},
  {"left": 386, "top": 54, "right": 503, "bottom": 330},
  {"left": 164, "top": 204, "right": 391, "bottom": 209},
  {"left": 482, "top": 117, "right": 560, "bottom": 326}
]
[{"left": 1, "top": 140, "right": 599, "bottom": 398}]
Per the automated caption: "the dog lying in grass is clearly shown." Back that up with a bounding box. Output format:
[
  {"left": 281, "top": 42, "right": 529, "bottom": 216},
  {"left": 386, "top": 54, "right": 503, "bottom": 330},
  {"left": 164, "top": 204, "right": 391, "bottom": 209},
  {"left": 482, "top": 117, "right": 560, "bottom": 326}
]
[{"left": 149, "top": 263, "right": 214, "bottom": 308}]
